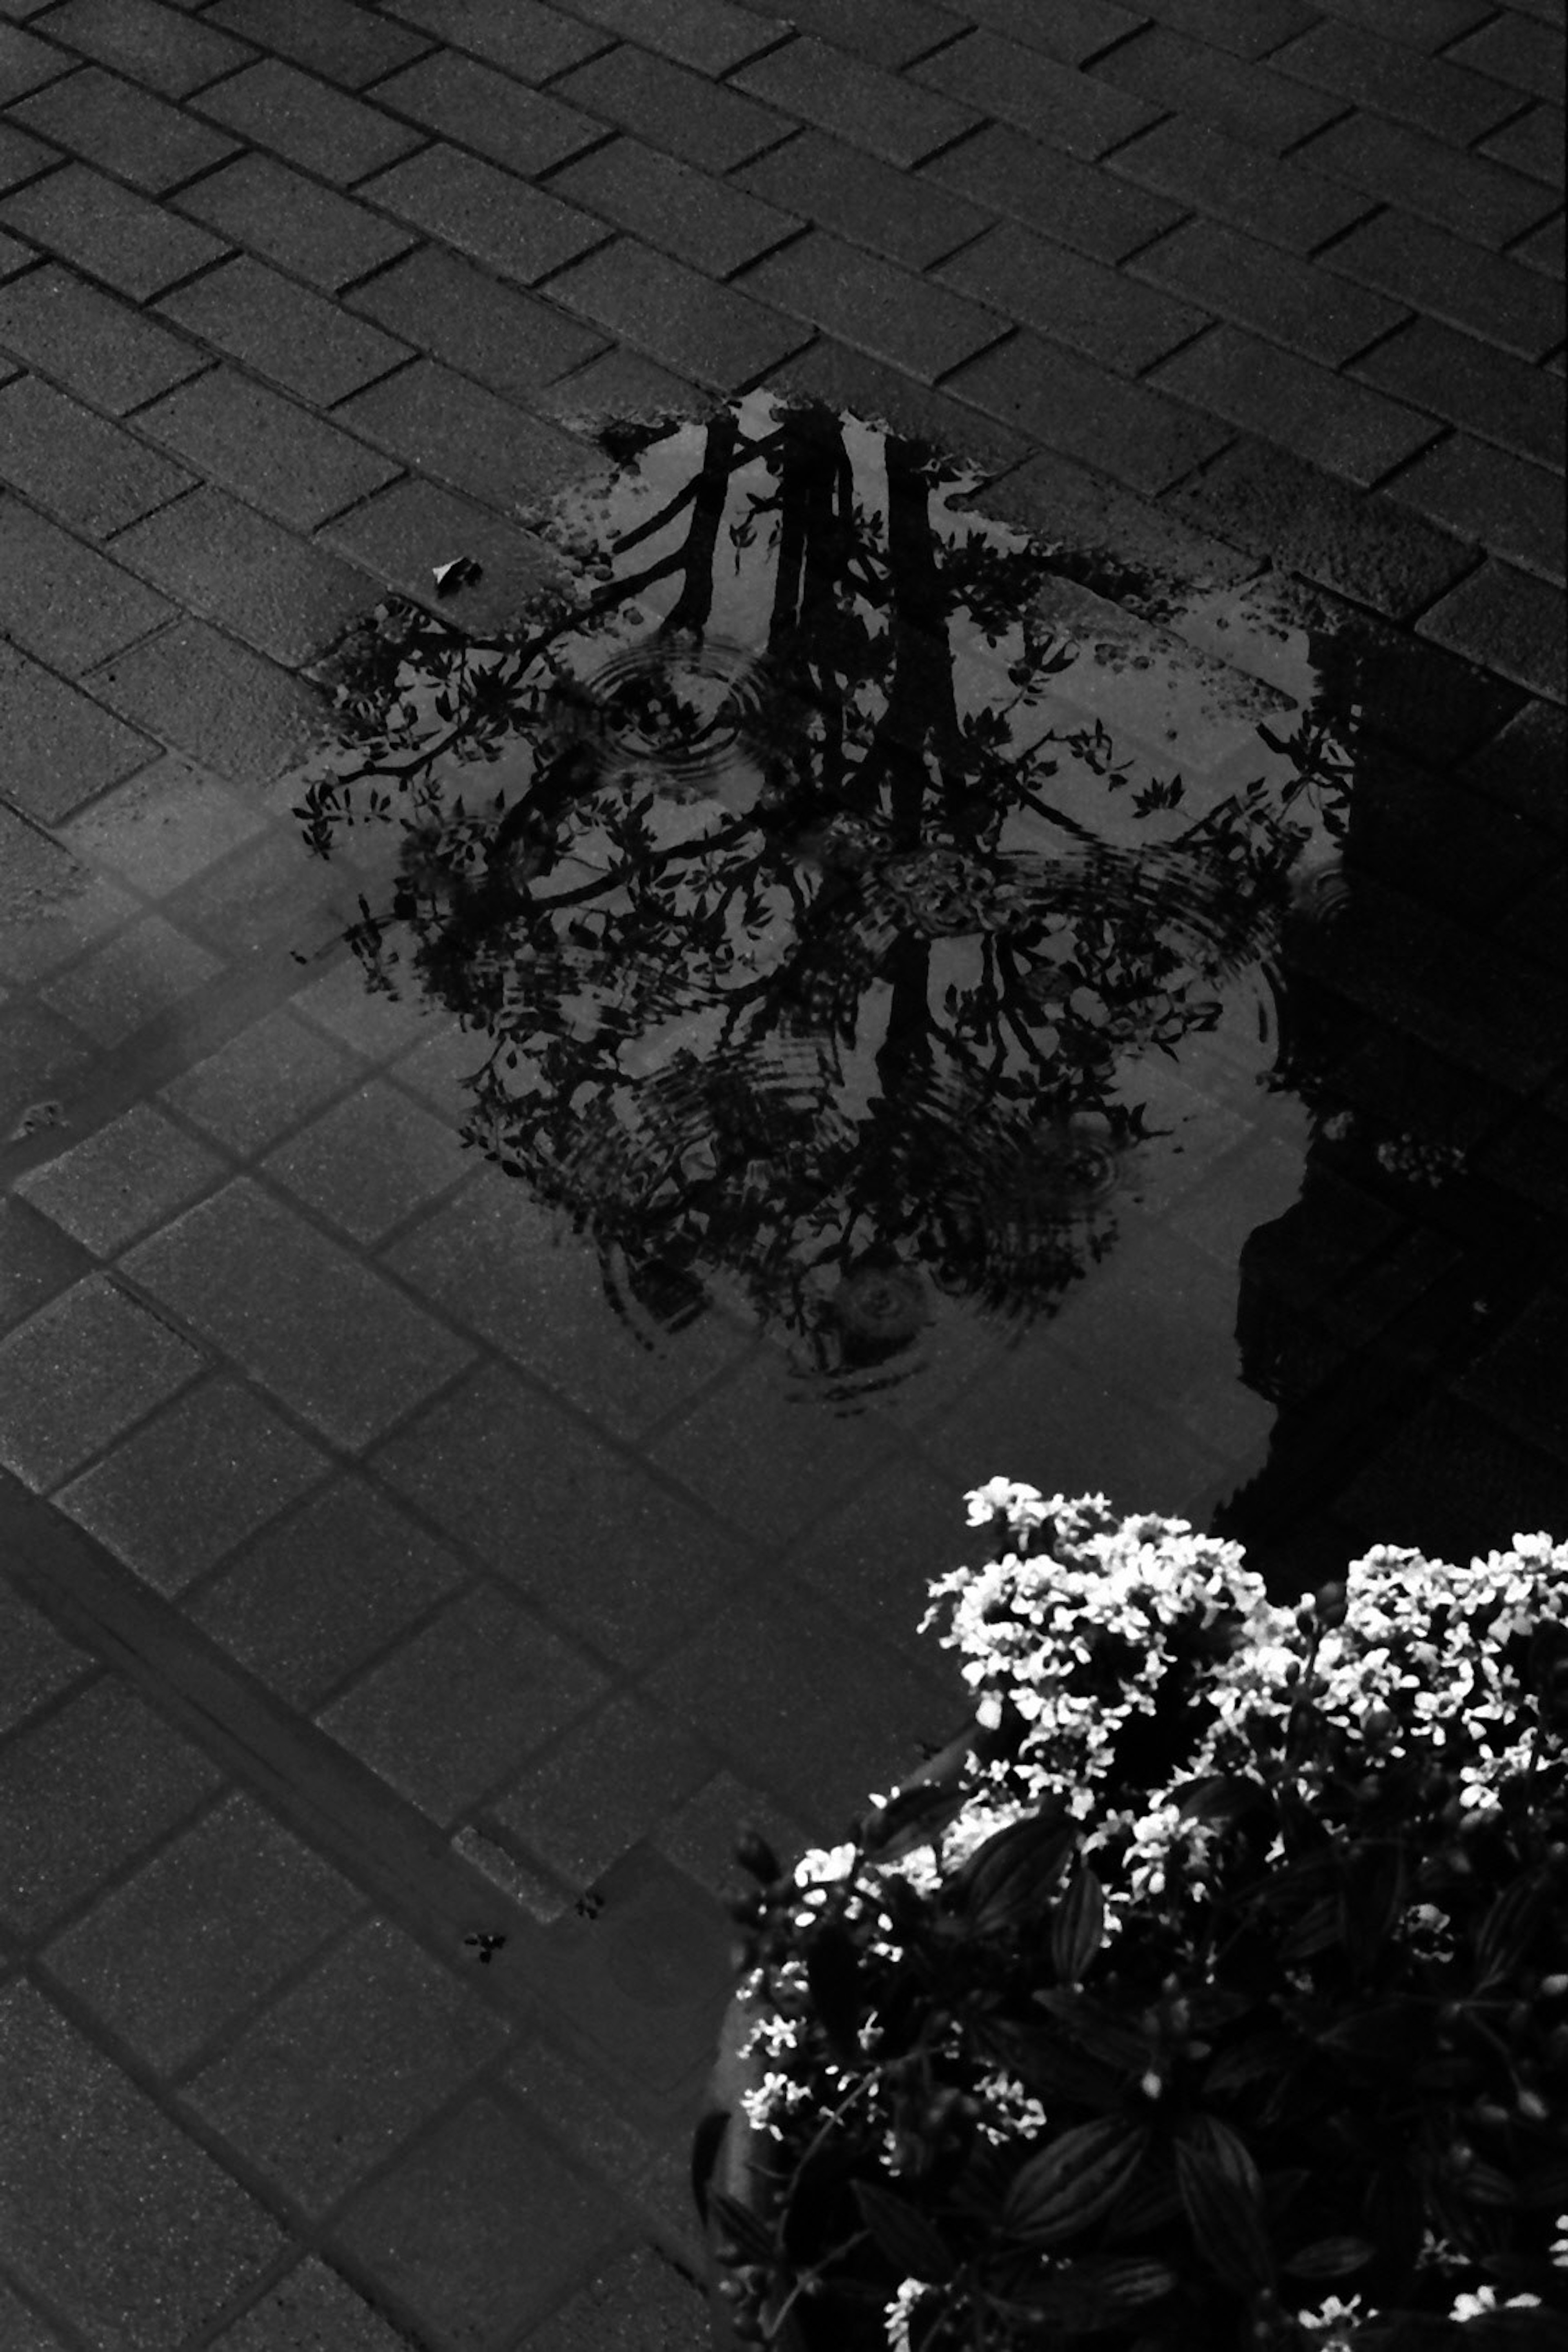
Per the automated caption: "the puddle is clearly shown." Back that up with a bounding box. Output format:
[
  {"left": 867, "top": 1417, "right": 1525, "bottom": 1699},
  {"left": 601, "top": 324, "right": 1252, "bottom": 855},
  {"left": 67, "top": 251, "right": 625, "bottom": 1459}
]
[{"left": 294, "top": 392, "right": 1359, "bottom": 1501}]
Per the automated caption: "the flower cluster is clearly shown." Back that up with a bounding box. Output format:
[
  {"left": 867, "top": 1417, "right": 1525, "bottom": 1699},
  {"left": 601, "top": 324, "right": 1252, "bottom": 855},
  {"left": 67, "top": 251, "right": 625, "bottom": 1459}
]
[{"left": 713, "top": 1488, "right": 1568, "bottom": 2352}]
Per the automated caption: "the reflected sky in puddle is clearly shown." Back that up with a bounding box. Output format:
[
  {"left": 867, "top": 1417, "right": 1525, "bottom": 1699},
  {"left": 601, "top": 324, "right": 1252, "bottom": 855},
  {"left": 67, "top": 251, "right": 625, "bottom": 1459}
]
[{"left": 296, "top": 394, "right": 1356, "bottom": 1494}]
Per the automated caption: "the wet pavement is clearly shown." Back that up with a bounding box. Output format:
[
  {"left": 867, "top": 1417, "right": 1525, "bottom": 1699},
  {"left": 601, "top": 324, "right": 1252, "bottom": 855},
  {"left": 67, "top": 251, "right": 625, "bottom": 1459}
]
[{"left": 0, "top": 5, "right": 1564, "bottom": 2348}]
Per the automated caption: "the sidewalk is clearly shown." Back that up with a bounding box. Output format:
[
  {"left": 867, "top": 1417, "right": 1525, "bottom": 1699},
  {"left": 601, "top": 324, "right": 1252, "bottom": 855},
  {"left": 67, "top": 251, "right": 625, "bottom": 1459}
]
[{"left": 0, "top": 2, "right": 1563, "bottom": 2346}]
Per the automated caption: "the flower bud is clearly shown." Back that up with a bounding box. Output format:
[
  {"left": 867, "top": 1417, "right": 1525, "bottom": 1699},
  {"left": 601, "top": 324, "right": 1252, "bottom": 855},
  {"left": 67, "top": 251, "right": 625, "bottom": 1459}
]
[{"left": 1314, "top": 1582, "right": 1348, "bottom": 1628}]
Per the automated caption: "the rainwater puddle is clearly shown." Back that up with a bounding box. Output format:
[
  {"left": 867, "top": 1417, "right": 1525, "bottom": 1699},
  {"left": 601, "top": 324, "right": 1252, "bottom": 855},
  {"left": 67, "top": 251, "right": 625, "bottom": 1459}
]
[{"left": 294, "top": 393, "right": 1368, "bottom": 1531}]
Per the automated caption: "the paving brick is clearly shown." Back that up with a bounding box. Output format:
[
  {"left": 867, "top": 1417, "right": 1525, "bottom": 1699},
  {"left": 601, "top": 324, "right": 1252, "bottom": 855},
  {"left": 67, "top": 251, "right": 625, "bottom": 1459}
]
[
  {"left": 742, "top": 229, "right": 1003, "bottom": 381},
  {"left": 936, "top": 218, "right": 1204, "bottom": 373},
  {"left": 262, "top": 1078, "right": 462, "bottom": 1241},
  {"left": 0, "top": 120, "right": 52, "bottom": 194},
  {"left": 1270, "top": 17, "right": 1524, "bottom": 143},
  {"left": 1385, "top": 432, "right": 1565, "bottom": 580},
  {"left": 1151, "top": 324, "right": 1441, "bottom": 486},
  {"left": 159, "top": 1007, "right": 354, "bottom": 1154},
  {"left": 490, "top": 1692, "right": 710, "bottom": 1889},
  {"left": 110, "top": 486, "right": 373, "bottom": 664},
  {"left": 191, "top": 1472, "right": 466, "bottom": 1705},
  {"left": 318, "top": 1583, "right": 606, "bottom": 1821},
  {"left": 738, "top": 128, "right": 986, "bottom": 271},
  {"left": 728, "top": 0, "right": 949, "bottom": 67},
  {"left": 184, "top": 1918, "right": 507, "bottom": 2215},
  {"left": 1170, "top": 438, "right": 1474, "bottom": 618},
  {"left": 209, "top": 2260, "right": 413, "bottom": 2352},
  {"left": 0, "top": 161, "right": 226, "bottom": 298},
  {"left": 368, "top": 48, "right": 602, "bottom": 176},
  {"left": 9, "top": 64, "right": 238, "bottom": 192},
  {"left": 0, "top": 21, "right": 71, "bottom": 100},
  {"left": 921, "top": 122, "right": 1182, "bottom": 265},
  {"left": 1479, "top": 103, "right": 1565, "bottom": 189},
  {"left": 194, "top": 56, "right": 423, "bottom": 183},
  {"left": 122, "top": 1177, "right": 475, "bottom": 1449},
  {"left": 926, "top": 0, "right": 1146, "bottom": 60},
  {"left": 37, "top": 911, "right": 221, "bottom": 1045},
  {"left": 89, "top": 616, "right": 326, "bottom": 785},
  {"left": 173, "top": 151, "right": 415, "bottom": 290},
  {"left": 358, "top": 143, "right": 604, "bottom": 282},
  {"left": 37, "top": 0, "right": 251, "bottom": 94},
  {"left": 1131, "top": 217, "right": 1405, "bottom": 364},
  {"left": 553, "top": 42, "right": 788, "bottom": 170},
  {"left": 541, "top": 344, "right": 706, "bottom": 433},
  {"left": 1323, "top": 207, "right": 1566, "bottom": 359},
  {"left": 0, "top": 1194, "right": 93, "bottom": 1358},
  {"left": 1451, "top": 11, "right": 1566, "bottom": 100},
  {"left": 13, "top": 1102, "right": 218, "bottom": 1261},
  {"left": 0, "top": 1980, "right": 283, "bottom": 2345},
  {"left": 1309, "top": 0, "right": 1492, "bottom": 48},
  {"left": 1296, "top": 109, "right": 1559, "bottom": 250},
  {"left": 1419, "top": 559, "right": 1567, "bottom": 701},
  {"left": 333, "top": 2096, "right": 619, "bottom": 2345},
  {"left": 0, "top": 640, "right": 156, "bottom": 821},
  {"left": 551, "top": 134, "right": 798, "bottom": 275},
  {"left": 733, "top": 33, "right": 976, "bottom": 167},
  {"left": 554, "top": 0, "right": 782, "bottom": 72},
  {"left": 979, "top": 442, "right": 1258, "bottom": 612},
  {"left": 1351, "top": 314, "right": 1565, "bottom": 472},
  {"left": 0, "top": 265, "right": 199, "bottom": 414},
  {"left": 318, "top": 473, "right": 568, "bottom": 628},
  {"left": 1511, "top": 211, "right": 1566, "bottom": 276},
  {"left": 334, "top": 356, "right": 599, "bottom": 514},
  {"left": 1107, "top": 114, "right": 1374, "bottom": 254},
  {"left": 156, "top": 254, "right": 408, "bottom": 406},
  {"left": 912, "top": 29, "right": 1159, "bottom": 158},
  {"left": 548, "top": 234, "right": 805, "bottom": 388},
  {"left": 204, "top": 0, "right": 430, "bottom": 89},
  {"left": 1089, "top": 25, "right": 1345, "bottom": 152},
  {"left": 1462, "top": 695, "right": 1567, "bottom": 836},
  {"left": 136, "top": 366, "right": 400, "bottom": 528},
  {"left": 0, "top": 1272, "right": 201, "bottom": 1491},
  {"left": 946, "top": 328, "right": 1231, "bottom": 494},
  {"left": 42, "top": 1793, "right": 357, "bottom": 2075},
  {"left": 60, "top": 753, "right": 267, "bottom": 893},
  {"left": 1118, "top": 0, "right": 1316, "bottom": 55},
  {"left": 524, "top": 2245, "right": 708, "bottom": 2352},
  {"left": 0, "top": 491, "right": 171, "bottom": 670},
  {"left": 380, "top": 0, "right": 606, "bottom": 82}
]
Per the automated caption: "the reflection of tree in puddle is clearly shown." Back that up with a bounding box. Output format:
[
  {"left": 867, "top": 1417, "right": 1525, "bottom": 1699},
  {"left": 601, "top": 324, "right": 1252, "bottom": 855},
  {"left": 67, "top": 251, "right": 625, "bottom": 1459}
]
[{"left": 298, "top": 395, "right": 1353, "bottom": 1403}]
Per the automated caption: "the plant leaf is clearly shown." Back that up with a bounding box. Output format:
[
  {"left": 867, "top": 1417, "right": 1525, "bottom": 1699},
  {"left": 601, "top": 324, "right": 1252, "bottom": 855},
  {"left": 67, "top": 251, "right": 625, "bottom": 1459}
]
[
  {"left": 1002, "top": 2117, "right": 1150, "bottom": 2247},
  {"left": 709, "top": 2187, "right": 775, "bottom": 2265},
  {"left": 1338, "top": 1839, "right": 1407, "bottom": 1978},
  {"left": 1051, "top": 1866, "right": 1107, "bottom": 1985},
  {"left": 805, "top": 1920, "right": 862, "bottom": 2060},
  {"left": 997, "top": 2255, "right": 1176, "bottom": 2330},
  {"left": 859, "top": 1776, "right": 971, "bottom": 1860},
  {"left": 952, "top": 1811, "right": 1076, "bottom": 1935},
  {"left": 1033, "top": 1988, "right": 1150, "bottom": 2073},
  {"left": 1175, "top": 2137, "right": 1276, "bottom": 2296},
  {"left": 852, "top": 2180, "right": 956, "bottom": 2283},
  {"left": 1283, "top": 2236, "right": 1376, "bottom": 2278},
  {"left": 1474, "top": 1878, "right": 1546, "bottom": 1989}
]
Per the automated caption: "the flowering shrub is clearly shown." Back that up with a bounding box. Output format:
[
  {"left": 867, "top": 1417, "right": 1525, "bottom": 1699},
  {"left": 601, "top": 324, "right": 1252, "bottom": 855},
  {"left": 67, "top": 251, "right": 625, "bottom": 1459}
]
[{"left": 713, "top": 1487, "right": 1568, "bottom": 2351}]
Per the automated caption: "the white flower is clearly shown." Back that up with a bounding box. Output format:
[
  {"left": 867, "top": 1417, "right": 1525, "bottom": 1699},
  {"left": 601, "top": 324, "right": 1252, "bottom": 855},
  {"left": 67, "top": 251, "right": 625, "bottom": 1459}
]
[
  {"left": 1450, "top": 2285, "right": 1542, "bottom": 2320},
  {"left": 1297, "top": 2292, "right": 1366, "bottom": 2342},
  {"left": 885, "top": 2275, "right": 938, "bottom": 2352}
]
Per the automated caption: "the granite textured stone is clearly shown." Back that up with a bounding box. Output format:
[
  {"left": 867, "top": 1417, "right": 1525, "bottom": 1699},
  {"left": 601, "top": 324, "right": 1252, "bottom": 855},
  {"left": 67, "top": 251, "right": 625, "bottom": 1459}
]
[
  {"left": 553, "top": 42, "right": 788, "bottom": 171},
  {"left": 0, "top": 161, "right": 226, "bottom": 297},
  {"left": 172, "top": 150, "right": 417, "bottom": 289},
  {"left": 333, "top": 357, "right": 601, "bottom": 514},
  {"left": 0, "top": 373, "right": 195, "bottom": 540},
  {"left": 0, "top": 264, "right": 204, "bottom": 414},
  {"left": 204, "top": 0, "right": 429, "bottom": 88},
  {"left": 733, "top": 33, "right": 977, "bottom": 167},
  {"left": 549, "top": 237, "right": 807, "bottom": 389},
  {"left": 14, "top": 1102, "right": 221, "bottom": 1258},
  {"left": 0, "top": 491, "right": 173, "bottom": 672},
  {"left": 1151, "top": 324, "right": 1440, "bottom": 486},
  {"left": 194, "top": 56, "right": 422, "bottom": 183},
  {"left": 61, "top": 755, "right": 267, "bottom": 894},
  {"left": 38, "top": 0, "right": 253, "bottom": 96},
  {"left": 156, "top": 255, "right": 410, "bottom": 406},
  {"left": 135, "top": 367, "right": 401, "bottom": 530},
  {"left": 743, "top": 230, "right": 1005, "bottom": 383},
  {"left": 346, "top": 244, "right": 604, "bottom": 397},
  {"left": 8, "top": 65, "right": 239, "bottom": 193},
  {"left": 913, "top": 28, "right": 1159, "bottom": 155},
  {"left": 550, "top": 135, "right": 800, "bottom": 276},
  {"left": 368, "top": 47, "right": 601, "bottom": 177},
  {"left": 89, "top": 618, "right": 327, "bottom": 788},
  {"left": 358, "top": 142, "right": 605, "bottom": 282},
  {"left": 111, "top": 487, "right": 374, "bottom": 666}
]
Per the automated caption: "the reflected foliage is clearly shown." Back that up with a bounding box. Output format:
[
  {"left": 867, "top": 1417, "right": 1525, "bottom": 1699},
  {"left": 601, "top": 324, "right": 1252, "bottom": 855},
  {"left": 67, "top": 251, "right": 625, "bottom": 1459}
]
[{"left": 297, "top": 396, "right": 1352, "bottom": 1397}]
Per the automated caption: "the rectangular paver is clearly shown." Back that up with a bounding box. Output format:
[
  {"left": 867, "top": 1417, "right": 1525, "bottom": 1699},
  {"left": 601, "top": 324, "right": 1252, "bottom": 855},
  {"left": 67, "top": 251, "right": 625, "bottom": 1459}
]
[
  {"left": 1150, "top": 323, "right": 1441, "bottom": 486},
  {"left": 552, "top": 43, "right": 788, "bottom": 171},
  {"left": 1321, "top": 207, "right": 1566, "bottom": 360},
  {"left": 0, "top": 639, "right": 158, "bottom": 821},
  {"left": 0, "top": 161, "right": 227, "bottom": 298},
  {"left": 555, "top": 0, "right": 782, "bottom": 73},
  {"left": 548, "top": 236, "right": 806, "bottom": 389},
  {"left": 135, "top": 366, "right": 401, "bottom": 528},
  {"left": 111, "top": 485, "right": 374, "bottom": 665},
  {"left": 936, "top": 220, "right": 1204, "bottom": 374},
  {"left": 37, "top": 912, "right": 222, "bottom": 1046},
  {"left": 1450, "top": 11, "right": 1566, "bottom": 102},
  {"left": 744, "top": 230, "right": 1004, "bottom": 382},
  {"left": 0, "top": 264, "right": 204, "bottom": 413},
  {"left": 733, "top": 33, "right": 977, "bottom": 167},
  {"left": 737, "top": 126, "right": 987, "bottom": 270},
  {"left": 1088, "top": 24, "right": 1344, "bottom": 150},
  {"left": 333, "top": 357, "right": 600, "bottom": 514},
  {"left": 1419, "top": 559, "right": 1567, "bottom": 702},
  {"left": 912, "top": 29, "right": 1160, "bottom": 156},
  {"left": 379, "top": 0, "right": 606, "bottom": 81},
  {"left": 194, "top": 55, "right": 423, "bottom": 183},
  {"left": 347, "top": 245, "right": 603, "bottom": 396},
  {"left": 36, "top": 0, "right": 254, "bottom": 95},
  {"left": 1296, "top": 109, "right": 1560, "bottom": 250},
  {"left": 358, "top": 143, "right": 604, "bottom": 283},
  {"left": 204, "top": 0, "right": 430, "bottom": 88},
  {"left": 922, "top": 122, "right": 1183, "bottom": 264},
  {"left": 0, "top": 1271, "right": 202, "bottom": 1489},
  {"left": 1129, "top": 216, "right": 1406, "bottom": 365},
  {"left": 0, "top": 120, "right": 54, "bottom": 196},
  {"left": 0, "top": 20, "right": 73, "bottom": 102},
  {"left": 0, "top": 491, "right": 172, "bottom": 671},
  {"left": 550, "top": 135, "right": 800, "bottom": 276},
  {"left": 1385, "top": 433, "right": 1565, "bottom": 580},
  {"left": 156, "top": 254, "right": 410, "bottom": 405},
  {"left": 121, "top": 1177, "right": 474, "bottom": 1449},
  {"left": 1479, "top": 103, "right": 1565, "bottom": 189},
  {"left": 744, "top": 0, "right": 949, "bottom": 65},
  {"left": 87, "top": 616, "right": 329, "bottom": 786},
  {"left": 1350, "top": 316, "right": 1566, "bottom": 473},
  {"left": 1106, "top": 113, "right": 1373, "bottom": 255},
  {"left": 946, "top": 330, "right": 1233, "bottom": 497},
  {"left": 172, "top": 151, "right": 416, "bottom": 290},
  {"left": 367, "top": 48, "right": 601, "bottom": 176},
  {"left": 1269, "top": 16, "right": 1525, "bottom": 143},
  {"left": 318, "top": 474, "right": 567, "bottom": 630},
  {"left": 9, "top": 64, "right": 239, "bottom": 192}
]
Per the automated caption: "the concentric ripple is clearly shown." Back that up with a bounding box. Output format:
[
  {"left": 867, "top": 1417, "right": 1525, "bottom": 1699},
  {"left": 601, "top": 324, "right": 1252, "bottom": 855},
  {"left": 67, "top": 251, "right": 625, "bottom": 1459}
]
[{"left": 552, "top": 632, "right": 771, "bottom": 787}]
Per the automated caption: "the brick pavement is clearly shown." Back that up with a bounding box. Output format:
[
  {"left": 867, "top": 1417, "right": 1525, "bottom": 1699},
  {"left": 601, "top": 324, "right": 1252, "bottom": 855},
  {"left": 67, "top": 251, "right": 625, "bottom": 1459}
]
[{"left": 0, "top": 1, "right": 1563, "bottom": 2345}]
